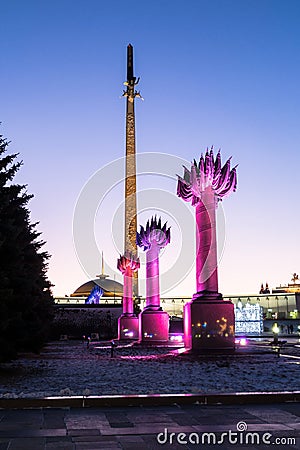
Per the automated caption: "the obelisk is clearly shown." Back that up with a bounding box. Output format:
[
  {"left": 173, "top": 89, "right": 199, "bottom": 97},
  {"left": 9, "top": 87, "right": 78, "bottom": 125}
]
[{"left": 122, "top": 44, "right": 142, "bottom": 296}]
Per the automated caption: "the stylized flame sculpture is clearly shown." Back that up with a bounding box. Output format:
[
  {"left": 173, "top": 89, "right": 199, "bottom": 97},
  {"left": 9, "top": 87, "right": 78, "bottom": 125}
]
[
  {"left": 137, "top": 216, "right": 170, "bottom": 308},
  {"left": 178, "top": 148, "right": 237, "bottom": 205},
  {"left": 177, "top": 148, "right": 237, "bottom": 294},
  {"left": 117, "top": 252, "right": 140, "bottom": 315}
]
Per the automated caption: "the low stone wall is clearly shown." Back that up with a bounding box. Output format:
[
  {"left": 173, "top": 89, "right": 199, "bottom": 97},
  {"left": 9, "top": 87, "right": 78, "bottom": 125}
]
[{"left": 50, "top": 306, "right": 122, "bottom": 340}]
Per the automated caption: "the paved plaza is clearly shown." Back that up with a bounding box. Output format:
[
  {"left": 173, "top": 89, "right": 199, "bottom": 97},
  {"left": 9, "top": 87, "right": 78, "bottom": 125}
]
[
  {"left": 0, "top": 402, "right": 299, "bottom": 449},
  {"left": 0, "top": 339, "right": 299, "bottom": 448}
]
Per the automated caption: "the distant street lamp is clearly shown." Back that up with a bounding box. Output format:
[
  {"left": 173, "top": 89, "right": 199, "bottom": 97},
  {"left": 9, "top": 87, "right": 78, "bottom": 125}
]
[{"left": 272, "top": 322, "right": 280, "bottom": 345}]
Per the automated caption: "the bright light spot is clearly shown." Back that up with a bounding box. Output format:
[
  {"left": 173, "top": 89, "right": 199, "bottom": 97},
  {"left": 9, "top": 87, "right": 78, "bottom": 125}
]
[
  {"left": 144, "top": 332, "right": 153, "bottom": 338},
  {"left": 124, "top": 331, "right": 134, "bottom": 337},
  {"left": 175, "top": 347, "right": 186, "bottom": 354},
  {"left": 170, "top": 334, "right": 183, "bottom": 342}
]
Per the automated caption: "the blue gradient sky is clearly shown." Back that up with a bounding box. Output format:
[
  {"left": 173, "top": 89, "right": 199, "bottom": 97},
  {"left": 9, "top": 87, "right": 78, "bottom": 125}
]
[{"left": 1, "top": 0, "right": 300, "bottom": 296}]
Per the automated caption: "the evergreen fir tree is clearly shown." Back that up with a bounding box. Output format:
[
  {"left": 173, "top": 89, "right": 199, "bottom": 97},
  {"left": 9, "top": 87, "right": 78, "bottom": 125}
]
[{"left": 0, "top": 133, "right": 54, "bottom": 362}]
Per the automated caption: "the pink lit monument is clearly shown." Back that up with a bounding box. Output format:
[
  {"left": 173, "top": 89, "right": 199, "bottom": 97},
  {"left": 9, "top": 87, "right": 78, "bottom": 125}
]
[
  {"left": 137, "top": 217, "right": 170, "bottom": 343},
  {"left": 177, "top": 148, "right": 237, "bottom": 352},
  {"left": 117, "top": 252, "right": 140, "bottom": 340}
]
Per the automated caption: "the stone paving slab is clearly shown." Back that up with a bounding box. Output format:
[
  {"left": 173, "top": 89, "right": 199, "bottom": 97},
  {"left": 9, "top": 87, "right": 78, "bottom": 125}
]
[
  {"left": 0, "top": 403, "right": 298, "bottom": 449},
  {"left": 45, "top": 443, "right": 74, "bottom": 449},
  {"left": 0, "top": 429, "right": 67, "bottom": 438},
  {"left": 67, "top": 429, "right": 100, "bottom": 436},
  {"left": 9, "top": 438, "right": 46, "bottom": 450}
]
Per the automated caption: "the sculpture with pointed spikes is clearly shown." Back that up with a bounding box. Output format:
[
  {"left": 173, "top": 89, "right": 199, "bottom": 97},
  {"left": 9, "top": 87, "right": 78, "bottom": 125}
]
[
  {"left": 136, "top": 216, "right": 171, "bottom": 252},
  {"left": 117, "top": 251, "right": 140, "bottom": 340},
  {"left": 178, "top": 147, "right": 237, "bottom": 206},
  {"left": 136, "top": 216, "right": 170, "bottom": 342},
  {"left": 177, "top": 148, "right": 237, "bottom": 352},
  {"left": 177, "top": 147, "right": 237, "bottom": 294}
]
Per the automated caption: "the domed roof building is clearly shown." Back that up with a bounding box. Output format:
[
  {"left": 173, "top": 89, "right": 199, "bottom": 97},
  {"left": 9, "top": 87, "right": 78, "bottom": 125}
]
[{"left": 70, "top": 254, "right": 123, "bottom": 298}]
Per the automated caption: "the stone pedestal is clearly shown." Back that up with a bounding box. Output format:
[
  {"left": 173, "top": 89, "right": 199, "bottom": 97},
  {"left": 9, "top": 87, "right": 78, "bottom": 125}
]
[
  {"left": 118, "top": 314, "right": 139, "bottom": 340},
  {"left": 139, "top": 308, "right": 169, "bottom": 343},
  {"left": 184, "top": 294, "right": 235, "bottom": 352}
]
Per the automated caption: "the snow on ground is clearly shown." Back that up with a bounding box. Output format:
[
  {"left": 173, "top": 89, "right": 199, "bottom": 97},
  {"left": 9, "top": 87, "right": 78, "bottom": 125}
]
[{"left": 0, "top": 340, "right": 299, "bottom": 398}]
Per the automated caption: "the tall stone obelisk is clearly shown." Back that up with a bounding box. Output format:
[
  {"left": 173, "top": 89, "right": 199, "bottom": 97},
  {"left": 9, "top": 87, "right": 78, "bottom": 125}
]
[{"left": 122, "top": 44, "right": 142, "bottom": 296}]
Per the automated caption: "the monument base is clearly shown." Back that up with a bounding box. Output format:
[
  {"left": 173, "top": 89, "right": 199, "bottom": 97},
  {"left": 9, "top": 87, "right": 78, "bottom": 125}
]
[
  {"left": 184, "top": 294, "right": 235, "bottom": 352},
  {"left": 118, "top": 314, "right": 139, "bottom": 340},
  {"left": 139, "top": 308, "right": 169, "bottom": 343}
]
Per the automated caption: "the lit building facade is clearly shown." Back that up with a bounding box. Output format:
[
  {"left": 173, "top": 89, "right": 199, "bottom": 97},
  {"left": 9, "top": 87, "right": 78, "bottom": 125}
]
[{"left": 55, "top": 292, "right": 299, "bottom": 320}]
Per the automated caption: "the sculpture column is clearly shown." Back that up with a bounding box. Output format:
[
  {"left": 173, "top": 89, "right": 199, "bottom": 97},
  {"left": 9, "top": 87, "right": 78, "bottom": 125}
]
[
  {"left": 117, "top": 253, "right": 140, "bottom": 340},
  {"left": 177, "top": 148, "right": 237, "bottom": 352},
  {"left": 137, "top": 217, "right": 170, "bottom": 342},
  {"left": 195, "top": 186, "right": 218, "bottom": 294},
  {"left": 145, "top": 241, "right": 161, "bottom": 308}
]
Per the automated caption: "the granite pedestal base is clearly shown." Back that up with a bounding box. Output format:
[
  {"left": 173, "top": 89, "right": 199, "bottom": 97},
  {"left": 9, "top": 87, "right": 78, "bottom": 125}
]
[
  {"left": 118, "top": 315, "right": 139, "bottom": 340},
  {"left": 184, "top": 293, "right": 235, "bottom": 352},
  {"left": 139, "top": 308, "right": 169, "bottom": 343}
]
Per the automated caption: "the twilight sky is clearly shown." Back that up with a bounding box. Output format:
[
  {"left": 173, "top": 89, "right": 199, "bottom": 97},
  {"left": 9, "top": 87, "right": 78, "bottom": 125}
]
[{"left": 1, "top": 0, "right": 300, "bottom": 297}]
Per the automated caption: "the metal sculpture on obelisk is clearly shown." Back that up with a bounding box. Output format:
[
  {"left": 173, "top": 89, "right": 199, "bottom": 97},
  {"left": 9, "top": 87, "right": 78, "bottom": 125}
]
[
  {"left": 117, "top": 44, "right": 141, "bottom": 339},
  {"left": 177, "top": 148, "right": 237, "bottom": 352}
]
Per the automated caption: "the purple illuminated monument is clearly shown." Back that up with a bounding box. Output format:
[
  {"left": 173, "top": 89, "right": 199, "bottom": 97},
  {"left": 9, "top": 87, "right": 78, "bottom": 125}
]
[
  {"left": 137, "top": 217, "right": 170, "bottom": 343},
  {"left": 117, "top": 252, "right": 140, "bottom": 340},
  {"left": 177, "top": 148, "right": 237, "bottom": 352}
]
